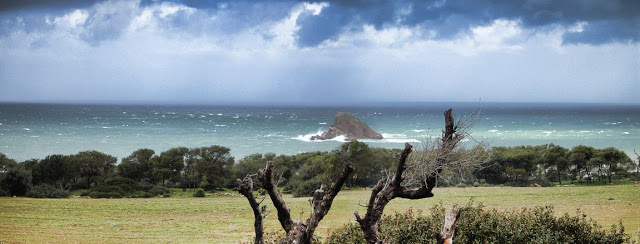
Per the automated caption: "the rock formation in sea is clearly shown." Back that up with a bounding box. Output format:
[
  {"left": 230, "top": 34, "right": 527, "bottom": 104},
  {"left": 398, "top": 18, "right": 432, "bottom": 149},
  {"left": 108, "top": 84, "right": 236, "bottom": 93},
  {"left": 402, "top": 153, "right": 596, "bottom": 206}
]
[{"left": 311, "top": 112, "right": 384, "bottom": 141}]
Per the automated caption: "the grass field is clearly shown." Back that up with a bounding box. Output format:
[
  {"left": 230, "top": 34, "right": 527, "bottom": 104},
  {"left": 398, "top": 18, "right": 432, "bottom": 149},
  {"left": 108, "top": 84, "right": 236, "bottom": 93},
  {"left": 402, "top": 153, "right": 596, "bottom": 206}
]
[{"left": 1, "top": 185, "right": 639, "bottom": 243}]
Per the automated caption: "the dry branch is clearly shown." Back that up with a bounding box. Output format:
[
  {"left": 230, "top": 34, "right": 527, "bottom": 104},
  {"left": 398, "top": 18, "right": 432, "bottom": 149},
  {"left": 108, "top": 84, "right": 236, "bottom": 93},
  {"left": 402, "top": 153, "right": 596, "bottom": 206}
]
[
  {"left": 254, "top": 161, "right": 353, "bottom": 244},
  {"left": 237, "top": 175, "right": 267, "bottom": 244},
  {"left": 258, "top": 161, "right": 294, "bottom": 233},
  {"left": 355, "top": 109, "right": 479, "bottom": 244}
]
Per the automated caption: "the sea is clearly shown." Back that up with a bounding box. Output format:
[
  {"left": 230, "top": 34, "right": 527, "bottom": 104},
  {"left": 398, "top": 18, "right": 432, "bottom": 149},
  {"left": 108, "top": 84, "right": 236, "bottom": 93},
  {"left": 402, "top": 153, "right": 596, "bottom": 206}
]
[{"left": 1, "top": 102, "right": 639, "bottom": 162}]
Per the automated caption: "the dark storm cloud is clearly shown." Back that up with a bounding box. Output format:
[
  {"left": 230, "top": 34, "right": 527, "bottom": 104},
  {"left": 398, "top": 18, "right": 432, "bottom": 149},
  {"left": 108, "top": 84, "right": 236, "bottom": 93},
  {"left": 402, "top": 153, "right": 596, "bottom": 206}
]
[
  {"left": 0, "top": 0, "right": 102, "bottom": 12},
  {"left": 296, "top": 0, "right": 639, "bottom": 46},
  {"left": 2, "top": 0, "right": 637, "bottom": 46}
]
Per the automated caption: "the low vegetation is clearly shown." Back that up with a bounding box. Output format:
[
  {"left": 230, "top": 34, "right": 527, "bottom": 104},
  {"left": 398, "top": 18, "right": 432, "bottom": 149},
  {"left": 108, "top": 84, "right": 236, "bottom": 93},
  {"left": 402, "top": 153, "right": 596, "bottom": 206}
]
[
  {"left": 1, "top": 141, "right": 638, "bottom": 200},
  {"left": 0, "top": 186, "right": 638, "bottom": 243},
  {"left": 327, "top": 202, "right": 630, "bottom": 243}
]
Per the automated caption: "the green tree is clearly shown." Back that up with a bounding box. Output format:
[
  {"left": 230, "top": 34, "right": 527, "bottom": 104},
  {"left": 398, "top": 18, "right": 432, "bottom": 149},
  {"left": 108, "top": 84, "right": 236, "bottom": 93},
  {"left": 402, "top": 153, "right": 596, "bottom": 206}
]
[
  {"left": 189, "top": 146, "right": 235, "bottom": 190},
  {"left": 34, "top": 154, "right": 78, "bottom": 190},
  {"left": 600, "top": 147, "right": 633, "bottom": 183},
  {"left": 118, "top": 148, "right": 155, "bottom": 182},
  {"left": 235, "top": 153, "right": 271, "bottom": 180},
  {"left": 75, "top": 151, "right": 117, "bottom": 189},
  {"left": 505, "top": 166, "right": 528, "bottom": 183},
  {"left": 542, "top": 144, "right": 569, "bottom": 185},
  {"left": 153, "top": 147, "right": 188, "bottom": 186},
  {"left": 0, "top": 153, "right": 18, "bottom": 183},
  {"left": 337, "top": 140, "right": 377, "bottom": 187},
  {"left": 0, "top": 164, "right": 32, "bottom": 196},
  {"left": 568, "top": 145, "right": 596, "bottom": 184}
]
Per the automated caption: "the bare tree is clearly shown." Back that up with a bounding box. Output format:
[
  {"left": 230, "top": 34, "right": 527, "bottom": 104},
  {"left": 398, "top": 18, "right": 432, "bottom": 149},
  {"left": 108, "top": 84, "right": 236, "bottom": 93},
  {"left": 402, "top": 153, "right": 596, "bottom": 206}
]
[
  {"left": 237, "top": 175, "right": 267, "bottom": 244},
  {"left": 355, "top": 109, "right": 485, "bottom": 244},
  {"left": 238, "top": 161, "right": 354, "bottom": 244}
]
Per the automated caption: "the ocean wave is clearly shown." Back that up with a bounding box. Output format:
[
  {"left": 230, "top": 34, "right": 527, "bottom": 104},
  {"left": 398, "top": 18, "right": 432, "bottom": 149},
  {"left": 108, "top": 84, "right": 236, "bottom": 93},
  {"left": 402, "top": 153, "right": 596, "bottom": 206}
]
[
  {"left": 293, "top": 131, "right": 348, "bottom": 142},
  {"left": 381, "top": 133, "right": 406, "bottom": 138},
  {"left": 362, "top": 138, "right": 420, "bottom": 143},
  {"left": 412, "top": 129, "right": 426, "bottom": 133}
]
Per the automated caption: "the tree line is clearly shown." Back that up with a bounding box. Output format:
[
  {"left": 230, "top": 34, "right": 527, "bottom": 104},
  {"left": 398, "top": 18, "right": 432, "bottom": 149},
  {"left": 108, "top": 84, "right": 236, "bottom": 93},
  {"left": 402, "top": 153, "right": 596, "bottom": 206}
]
[
  {"left": 475, "top": 144, "right": 638, "bottom": 187},
  {"left": 1, "top": 142, "right": 638, "bottom": 198}
]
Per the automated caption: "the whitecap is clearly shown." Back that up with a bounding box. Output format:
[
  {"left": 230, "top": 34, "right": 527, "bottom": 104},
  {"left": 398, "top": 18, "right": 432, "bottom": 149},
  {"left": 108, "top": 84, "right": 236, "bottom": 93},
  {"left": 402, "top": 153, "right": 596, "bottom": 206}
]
[
  {"left": 381, "top": 133, "right": 406, "bottom": 138},
  {"left": 319, "top": 122, "right": 327, "bottom": 125},
  {"left": 294, "top": 130, "right": 325, "bottom": 142},
  {"left": 368, "top": 138, "right": 420, "bottom": 143},
  {"left": 412, "top": 129, "right": 426, "bottom": 133},
  {"left": 23, "top": 128, "right": 30, "bottom": 131},
  {"left": 215, "top": 124, "right": 227, "bottom": 127},
  {"left": 579, "top": 131, "right": 591, "bottom": 133},
  {"left": 623, "top": 132, "right": 630, "bottom": 135},
  {"left": 217, "top": 113, "right": 223, "bottom": 116},
  {"left": 488, "top": 129, "right": 499, "bottom": 133},
  {"left": 102, "top": 127, "right": 109, "bottom": 129}
]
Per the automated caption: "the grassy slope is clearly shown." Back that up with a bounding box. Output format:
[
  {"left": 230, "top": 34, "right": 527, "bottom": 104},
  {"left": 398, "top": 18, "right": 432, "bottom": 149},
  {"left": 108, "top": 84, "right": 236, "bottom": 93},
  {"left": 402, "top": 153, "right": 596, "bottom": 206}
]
[{"left": 1, "top": 185, "right": 638, "bottom": 243}]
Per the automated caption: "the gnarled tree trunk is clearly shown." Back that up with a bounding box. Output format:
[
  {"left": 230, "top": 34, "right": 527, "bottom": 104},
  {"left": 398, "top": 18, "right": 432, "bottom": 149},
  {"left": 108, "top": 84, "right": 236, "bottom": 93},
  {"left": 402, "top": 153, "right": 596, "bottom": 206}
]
[
  {"left": 239, "top": 161, "right": 353, "bottom": 244},
  {"left": 237, "top": 175, "right": 267, "bottom": 244},
  {"left": 355, "top": 109, "right": 465, "bottom": 244}
]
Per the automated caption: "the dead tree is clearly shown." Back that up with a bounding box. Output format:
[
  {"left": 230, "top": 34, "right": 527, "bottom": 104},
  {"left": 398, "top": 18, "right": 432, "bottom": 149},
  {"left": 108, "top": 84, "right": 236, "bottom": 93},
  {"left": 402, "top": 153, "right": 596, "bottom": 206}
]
[
  {"left": 436, "top": 206, "right": 461, "bottom": 244},
  {"left": 237, "top": 175, "right": 267, "bottom": 244},
  {"left": 355, "top": 109, "right": 482, "bottom": 244},
  {"left": 239, "top": 161, "right": 354, "bottom": 244}
]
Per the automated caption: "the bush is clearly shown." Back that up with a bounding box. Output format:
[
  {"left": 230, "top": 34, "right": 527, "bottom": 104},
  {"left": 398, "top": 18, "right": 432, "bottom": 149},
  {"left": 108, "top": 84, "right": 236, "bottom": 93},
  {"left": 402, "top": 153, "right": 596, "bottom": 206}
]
[
  {"left": 88, "top": 191, "right": 124, "bottom": 199},
  {"left": 26, "top": 184, "right": 69, "bottom": 198},
  {"left": 327, "top": 203, "right": 630, "bottom": 244},
  {"left": 530, "top": 178, "right": 555, "bottom": 187},
  {"left": 193, "top": 189, "right": 206, "bottom": 197},
  {"left": 0, "top": 166, "right": 32, "bottom": 196},
  {"left": 83, "top": 178, "right": 169, "bottom": 198},
  {"left": 148, "top": 185, "right": 170, "bottom": 196},
  {"left": 291, "top": 177, "right": 324, "bottom": 197}
]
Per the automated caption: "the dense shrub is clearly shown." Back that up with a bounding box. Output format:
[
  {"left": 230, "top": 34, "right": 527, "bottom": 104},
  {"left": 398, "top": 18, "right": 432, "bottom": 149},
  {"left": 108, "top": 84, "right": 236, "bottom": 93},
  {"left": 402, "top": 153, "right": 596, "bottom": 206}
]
[
  {"left": 327, "top": 203, "right": 630, "bottom": 244},
  {"left": 193, "top": 189, "right": 205, "bottom": 197},
  {"left": 291, "top": 177, "right": 324, "bottom": 197},
  {"left": 82, "top": 177, "right": 169, "bottom": 198},
  {"left": 26, "top": 184, "right": 69, "bottom": 198},
  {"left": 0, "top": 166, "right": 32, "bottom": 196}
]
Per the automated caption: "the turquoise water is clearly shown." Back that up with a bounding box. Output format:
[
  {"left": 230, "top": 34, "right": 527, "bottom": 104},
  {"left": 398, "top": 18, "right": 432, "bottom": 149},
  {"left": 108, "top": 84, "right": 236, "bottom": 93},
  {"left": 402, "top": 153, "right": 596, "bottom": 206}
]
[{"left": 1, "top": 103, "right": 639, "bottom": 162}]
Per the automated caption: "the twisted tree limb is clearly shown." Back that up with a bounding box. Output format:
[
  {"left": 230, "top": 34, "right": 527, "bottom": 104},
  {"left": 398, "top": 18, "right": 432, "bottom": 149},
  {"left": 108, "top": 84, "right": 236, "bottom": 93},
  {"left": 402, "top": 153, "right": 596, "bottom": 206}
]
[
  {"left": 355, "top": 109, "right": 461, "bottom": 244},
  {"left": 237, "top": 175, "right": 267, "bottom": 244},
  {"left": 251, "top": 161, "right": 353, "bottom": 244},
  {"left": 258, "top": 161, "right": 294, "bottom": 233}
]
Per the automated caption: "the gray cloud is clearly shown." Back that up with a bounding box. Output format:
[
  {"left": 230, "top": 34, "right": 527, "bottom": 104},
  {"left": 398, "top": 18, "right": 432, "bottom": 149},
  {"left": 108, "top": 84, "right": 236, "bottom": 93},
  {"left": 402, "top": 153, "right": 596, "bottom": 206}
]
[
  {"left": 296, "top": 0, "right": 639, "bottom": 45},
  {"left": 0, "top": 0, "right": 637, "bottom": 105}
]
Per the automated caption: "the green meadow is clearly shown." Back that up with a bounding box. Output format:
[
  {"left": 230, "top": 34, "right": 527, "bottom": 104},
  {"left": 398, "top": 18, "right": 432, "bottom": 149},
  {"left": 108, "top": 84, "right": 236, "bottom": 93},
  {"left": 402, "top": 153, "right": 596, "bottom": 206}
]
[{"left": 1, "top": 185, "right": 639, "bottom": 243}]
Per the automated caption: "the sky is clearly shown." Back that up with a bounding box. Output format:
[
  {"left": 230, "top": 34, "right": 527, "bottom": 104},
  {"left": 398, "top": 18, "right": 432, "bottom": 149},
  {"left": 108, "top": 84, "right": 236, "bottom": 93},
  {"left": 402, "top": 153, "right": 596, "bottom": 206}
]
[{"left": 0, "top": 0, "right": 638, "bottom": 105}]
